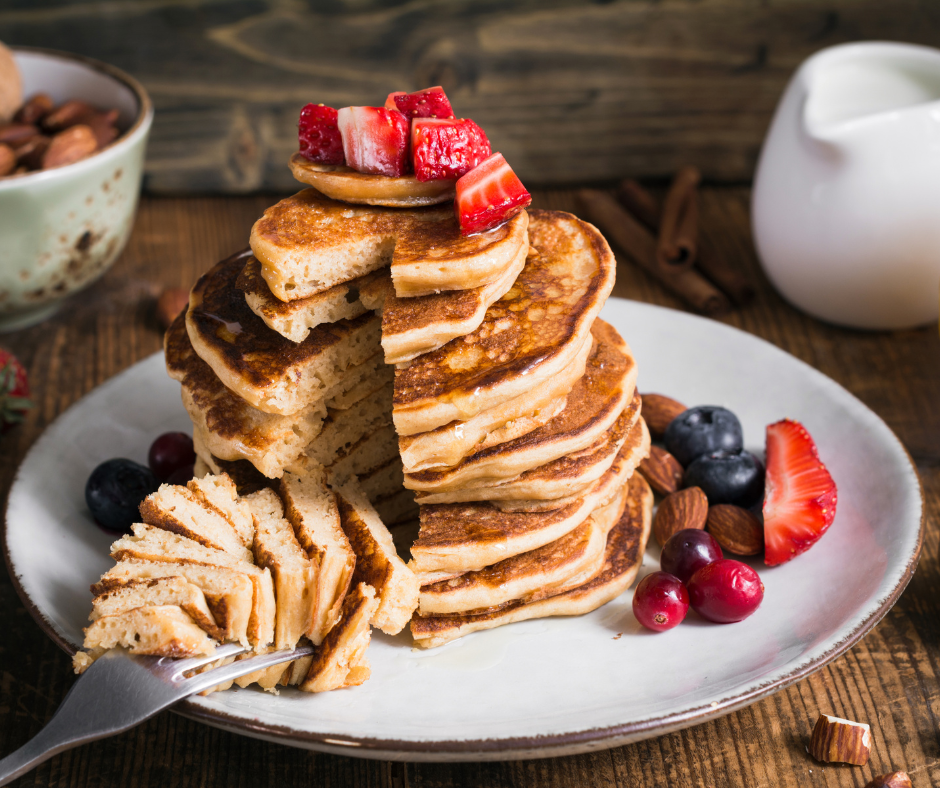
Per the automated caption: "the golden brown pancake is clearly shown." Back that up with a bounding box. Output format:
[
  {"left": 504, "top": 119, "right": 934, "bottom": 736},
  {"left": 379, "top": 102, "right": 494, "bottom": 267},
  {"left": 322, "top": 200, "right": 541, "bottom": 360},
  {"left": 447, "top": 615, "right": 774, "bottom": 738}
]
[
  {"left": 403, "top": 320, "right": 637, "bottom": 492},
  {"left": 409, "top": 428, "right": 645, "bottom": 577},
  {"left": 414, "top": 409, "right": 649, "bottom": 505},
  {"left": 249, "top": 189, "right": 527, "bottom": 301},
  {"left": 237, "top": 253, "right": 387, "bottom": 344},
  {"left": 410, "top": 473, "right": 653, "bottom": 648},
  {"left": 393, "top": 210, "right": 616, "bottom": 436},
  {"left": 416, "top": 483, "right": 628, "bottom": 616},
  {"left": 289, "top": 153, "right": 455, "bottom": 207},
  {"left": 184, "top": 251, "right": 381, "bottom": 415}
]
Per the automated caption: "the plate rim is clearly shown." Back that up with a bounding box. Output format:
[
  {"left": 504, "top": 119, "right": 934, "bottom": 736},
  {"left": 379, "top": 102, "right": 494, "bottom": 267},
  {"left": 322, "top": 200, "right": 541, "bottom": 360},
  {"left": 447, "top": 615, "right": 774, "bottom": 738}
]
[{"left": 2, "top": 297, "right": 925, "bottom": 761}]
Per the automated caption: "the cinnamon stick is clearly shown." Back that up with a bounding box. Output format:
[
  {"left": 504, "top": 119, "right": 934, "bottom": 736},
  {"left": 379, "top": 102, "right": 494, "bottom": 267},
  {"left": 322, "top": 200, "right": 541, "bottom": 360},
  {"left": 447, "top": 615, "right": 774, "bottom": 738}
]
[
  {"left": 616, "top": 177, "right": 755, "bottom": 306},
  {"left": 578, "top": 189, "right": 730, "bottom": 316},
  {"left": 657, "top": 165, "right": 700, "bottom": 271}
]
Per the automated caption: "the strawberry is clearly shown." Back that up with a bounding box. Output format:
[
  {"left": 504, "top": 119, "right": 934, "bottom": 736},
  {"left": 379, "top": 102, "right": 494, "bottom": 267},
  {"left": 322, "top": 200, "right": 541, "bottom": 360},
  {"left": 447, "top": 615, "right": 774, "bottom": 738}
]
[
  {"left": 454, "top": 152, "right": 532, "bottom": 235},
  {"left": 386, "top": 86, "right": 454, "bottom": 120},
  {"left": 297, "top": 104, "right": 344, "bottom": 165},
  {"left": 337, "top": 106, "right": 410, "bottom": 177},
  {"left": 0, "top": 348, "right": 32, "bottom": 434},
  {"left": 763, "top": 419, "right": 838, "bottom": 566},
  {"left": 411, "top": 118, "right": 490, "bottom": 182}
]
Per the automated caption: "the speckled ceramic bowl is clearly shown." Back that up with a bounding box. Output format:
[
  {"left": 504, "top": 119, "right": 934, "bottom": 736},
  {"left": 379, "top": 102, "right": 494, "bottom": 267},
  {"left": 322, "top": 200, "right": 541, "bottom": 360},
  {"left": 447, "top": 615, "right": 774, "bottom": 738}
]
[{"left": 0, "top": 48, "right": 152, "bottom": 331}]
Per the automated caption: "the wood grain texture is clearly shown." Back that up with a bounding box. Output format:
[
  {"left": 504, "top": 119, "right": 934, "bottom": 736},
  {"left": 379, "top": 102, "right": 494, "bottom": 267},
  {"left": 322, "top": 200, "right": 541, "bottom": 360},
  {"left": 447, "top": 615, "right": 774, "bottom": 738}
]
[
  {"left": 1, "top": 188, "right": 939, "bottom": 787},
  {"left": 2, "top": 1, "right": 940, "bottom": 190}
]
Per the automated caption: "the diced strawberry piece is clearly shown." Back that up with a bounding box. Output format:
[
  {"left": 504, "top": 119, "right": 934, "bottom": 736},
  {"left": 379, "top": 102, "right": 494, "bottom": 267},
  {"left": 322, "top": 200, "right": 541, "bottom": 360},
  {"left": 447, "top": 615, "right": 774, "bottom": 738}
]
[
  {"left": 0, "top": 347, "right": 31, "bottom": 433},
  {"left": 763, "top": 419, "right": 838, "bottom": 566},
  {"left": 297, "top": 104, "right": 344, "bottom": 165},
  {"left": 455, "top": 152, "right": 532, "bottom": 235},
  {"left": 389, "top": 86, "right": 455, "bottom": 120},
  {"left": 411, "top": 118, "right": 490, "bottom": 182},
  {"left": 337, "top": 106, "right": 410, "bottom": 177}
]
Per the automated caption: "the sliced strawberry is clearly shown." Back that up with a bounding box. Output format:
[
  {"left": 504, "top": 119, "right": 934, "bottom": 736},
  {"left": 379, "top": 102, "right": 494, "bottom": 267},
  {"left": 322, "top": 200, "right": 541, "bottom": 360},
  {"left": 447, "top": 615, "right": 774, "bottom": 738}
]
[
  {"left": 297, "top": 104, "right": 344, "bottom": 165},
  {"left": 388, "top": 86, "right": 454, "bottom": 120},
  {"left": 411, "top": 118, "right": 490, "bottom": 182},
  {"left": 0, "top": 348, "right": 32, "bottom": 433},
  {"left": 455, "top": 152, "right": 532, "bottom": 235},
  {"left": 763, "top": 419, "right": 838, "bottom": 566},
  {"left": 337, "top": 106, "right": 410, "bottom": 177}
]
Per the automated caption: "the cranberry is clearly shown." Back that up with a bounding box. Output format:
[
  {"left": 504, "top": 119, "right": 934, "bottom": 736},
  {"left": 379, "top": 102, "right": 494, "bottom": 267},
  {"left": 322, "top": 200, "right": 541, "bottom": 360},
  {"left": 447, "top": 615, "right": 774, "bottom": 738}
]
[
  {"left": 148, "top": 432, "right": 195, "bottom": 481},
  {"left": 632, "top": 571, "right": 689, "bottom": 632},
  {"left": 687, "top": 559, "right": 764, "bottom": 623},
  {"left": 660, "top": 528, "right": 723, "bottom": 584},
  {"left": 165, "top": 463, "right": 195, "bottom": 485}
]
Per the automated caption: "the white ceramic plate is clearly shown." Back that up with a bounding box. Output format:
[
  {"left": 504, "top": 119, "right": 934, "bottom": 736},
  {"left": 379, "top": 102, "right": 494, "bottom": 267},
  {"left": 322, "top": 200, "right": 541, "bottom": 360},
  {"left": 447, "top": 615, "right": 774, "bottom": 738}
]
[{"left": 3, "top": 299, "right": 923, "bottom": 762}]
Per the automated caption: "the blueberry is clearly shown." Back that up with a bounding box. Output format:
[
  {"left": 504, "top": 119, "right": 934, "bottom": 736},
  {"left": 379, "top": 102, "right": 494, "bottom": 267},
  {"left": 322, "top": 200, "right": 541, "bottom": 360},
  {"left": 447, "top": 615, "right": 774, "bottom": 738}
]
[
  {"left": 683, "top": 450, "right": 765, "bottom": 507},
  {"left": 85, "top": 458, "right": 159, "bottom": 533},
  {"left": 664, "top": 406, "right": 743, "bottom": 466}
]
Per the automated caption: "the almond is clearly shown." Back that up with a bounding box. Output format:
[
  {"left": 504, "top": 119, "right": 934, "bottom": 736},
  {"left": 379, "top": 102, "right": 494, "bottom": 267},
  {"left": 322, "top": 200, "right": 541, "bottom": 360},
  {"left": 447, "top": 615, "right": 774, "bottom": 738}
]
[
  {"left": 866, "top": 772, "right": 912, "bottom": 788},
  {"left": 42, "top": 125, "right": 97, "bottom": 169},
  {"left": 641, "top": 393, "right": 687, "bottom": 439},
  {"left": 653, "top": 486, "right": 708, "bottom": 547},
  {"left": 706, "top": 505, "right": 764, "bottom": 556},
  {"left": 638, "top": 446, "right": 684, "bottom": 496},
  {"left": 0, "top": 122, "right": 40, "bottom": 147},
  {"left": 14, "top": 93, "right": 53, "bottom": 125},
  {"left": 809, "top": 714, "right": 871, "bottom": 766},
  {"left": 41, "top": 99, "right": 96, "bottom": 132},
  {"left": 0, "top": 143, "right": 14, "bottom": 176}
]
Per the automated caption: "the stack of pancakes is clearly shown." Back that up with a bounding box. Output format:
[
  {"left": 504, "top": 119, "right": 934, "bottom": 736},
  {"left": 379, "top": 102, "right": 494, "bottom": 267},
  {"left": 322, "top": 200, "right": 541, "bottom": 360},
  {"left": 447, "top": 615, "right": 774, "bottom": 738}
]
[{"left": 164, "top": 178, "right": 654, "bottom": 654}]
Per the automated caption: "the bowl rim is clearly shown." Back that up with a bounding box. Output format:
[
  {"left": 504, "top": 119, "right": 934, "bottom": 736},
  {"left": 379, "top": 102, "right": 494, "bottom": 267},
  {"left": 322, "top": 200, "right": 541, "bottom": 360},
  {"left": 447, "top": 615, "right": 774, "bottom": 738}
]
[{"left": 0, "top": 46, "right": 153, "bottom": 190}]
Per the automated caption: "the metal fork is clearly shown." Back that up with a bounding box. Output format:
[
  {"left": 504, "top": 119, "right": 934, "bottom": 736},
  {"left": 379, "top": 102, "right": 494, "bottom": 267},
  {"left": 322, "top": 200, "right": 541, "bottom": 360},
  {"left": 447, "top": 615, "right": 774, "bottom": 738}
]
[{"left": 0, "top": 641, "right": 315, "bottom": 786}]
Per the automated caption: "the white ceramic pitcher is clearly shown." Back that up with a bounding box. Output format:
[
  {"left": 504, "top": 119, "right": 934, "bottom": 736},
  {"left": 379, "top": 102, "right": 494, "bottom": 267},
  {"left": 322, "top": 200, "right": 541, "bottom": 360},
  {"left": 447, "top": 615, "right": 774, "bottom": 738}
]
[{"left": 752, "top": 42, "right": 940, "bottom": 329}]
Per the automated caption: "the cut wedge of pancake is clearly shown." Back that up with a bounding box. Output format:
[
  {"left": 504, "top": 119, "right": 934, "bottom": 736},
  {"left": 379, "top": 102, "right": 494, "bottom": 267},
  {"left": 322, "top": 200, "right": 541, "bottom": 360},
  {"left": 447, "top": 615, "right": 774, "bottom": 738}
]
[
  {"left": 417, "top": 482, "right": 628, "bottom": 616},
  {"left": 186, "top": 473, "right": 254, "bottom": 547},
  {"left": 318, "top": 422, "right": 398, "bottom": 485},
  {"left": 184, "top": 251, "right": 381, "bottom": 415},
  {"left": 410, "top": 427, "right": 645, "bottom": 577},
  {"left": 398, "top": 334, "right": 591, "bottom": 473},
  {"left": 238, "top": 252, "right": 388, "bottom": 343},
  {"left": 393, "top": 210, "right": 616, "bottom": 436},
  {"left": 411, "top": 474, "right": 653, "bottom": 648},
  {"left": 81, "top": 606, "right": 216, "bottom": 659},
  {"left": 279, "top": 469, "right": 356, "bottom": 645},
  {"left": 378, "top": 239, "right": 527, "bottom": 364},
  {"left": 289, "top": 153, "right": 455, "bottom": 207},
  {"left": 167, "top": 309, "right": 389, "bottom": 477},
  {"left": 405, "top": 321, "right": 637, "bottom": 492},
  {"left": 192, "top": 436, "right": 270, "bottom": 496},
  {"left": 249, "top": 188, "right": 527, "bottom": 301},
  {"left": 416, "top": 408, "right": 649, "bottom": 505},
  {"left": 334, "top": 479, "right": 419, "bottom": 635}
]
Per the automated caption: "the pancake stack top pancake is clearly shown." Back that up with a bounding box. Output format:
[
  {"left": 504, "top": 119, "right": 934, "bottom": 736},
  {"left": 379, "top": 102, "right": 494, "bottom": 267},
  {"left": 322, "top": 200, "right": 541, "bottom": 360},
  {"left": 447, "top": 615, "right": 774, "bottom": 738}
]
[{"left": 75, "top": 87, "right": 654, "bottom": 691}]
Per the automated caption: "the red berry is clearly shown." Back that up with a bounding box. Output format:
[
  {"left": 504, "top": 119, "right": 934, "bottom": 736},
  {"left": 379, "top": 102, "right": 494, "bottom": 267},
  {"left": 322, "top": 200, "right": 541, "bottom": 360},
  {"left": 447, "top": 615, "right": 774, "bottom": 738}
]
[
  {"left": 687, "top": 559, "right": 764, "bottom": 623},
  {"left": 337, "top": 106, "right": 410, "bottom": 176},
  {"left": 387, "top": 86, "right": 454, "bottom": 120},
  {"left": 298, "top": 104, "right": 344, "bottom": 165},
  {"left": 632, "top": 571, "right": 689, "bottom": 632},
  {"left": 0, "top": 348, "right": 32, "bottom": 433},
  {"left": 763, "top": 419, "right": 838, "bottom": 566},
  {"left": 660, "top": 528, "right": 723, "bottom": 584},
  {"left": 411, "top": 118, "right": 490, "bottom": 182},
  {"left": 148, "top": 432, "right": 196, "bottom": 482},
  {"left": 454, "top": 152, "right": 532, "bottom": 234}
]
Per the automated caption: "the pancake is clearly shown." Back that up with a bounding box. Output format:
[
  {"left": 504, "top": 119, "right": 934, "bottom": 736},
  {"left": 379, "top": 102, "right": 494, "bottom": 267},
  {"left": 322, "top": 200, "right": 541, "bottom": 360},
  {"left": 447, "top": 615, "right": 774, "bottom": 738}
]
[
  {"left": 237, "top": 253, "right": 388, "bottom": 343},
  {"left": 167, "top": 311, "right": 390, "bottom": 478},
  {"left": 415, "top": 408, "right": 649, "bottom": 505},
  {"left": 317, "top": 422, "right": 399, "bottom": 484},
  {"left": 409, "top": 429, "right": 644, "bottom": 577},
  {"left": 404, "top": 321, "right": 637, "bottom": 492},
  {"left": 397, "top": 335, "right": 591, "bottom": 473},
  {"left": 417, "top": 482, "right": 628, "bottom": 616},
  {"left": 373, "top": 488, "right": 419, "bottom": 527},
  {"left": 378, "top": 240, "right": 527, "bottom": 364},
  {"left": 357, "top": 455, "right": 405, "bottom": 503},
  {"left": 192, "top": 433, "right": 270, "bottom": 496},
  {"left": 289, "top": 153, "right": 455, "bottom": 207},
  {"left": 393, "top": 210, "right": 616, "bottom": 437},
  {"left": 249, "top": 188, "right": 527, "bottom": 301},
  {"left": 410, "top": 474, "right": 653, "bottom": 648},
  {"left": 185, "top": 251, "right": 381, "bottom": 415}
]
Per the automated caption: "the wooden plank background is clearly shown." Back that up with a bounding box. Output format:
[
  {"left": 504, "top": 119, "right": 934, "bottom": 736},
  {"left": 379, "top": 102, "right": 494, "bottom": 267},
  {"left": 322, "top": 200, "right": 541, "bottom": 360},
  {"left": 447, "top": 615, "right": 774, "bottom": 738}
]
[
  {"left": 2, "top": 0, "right": 939, "bottom": 192},
  {"left": 1, "top": 186, "right": 939, "bottom": 786}
]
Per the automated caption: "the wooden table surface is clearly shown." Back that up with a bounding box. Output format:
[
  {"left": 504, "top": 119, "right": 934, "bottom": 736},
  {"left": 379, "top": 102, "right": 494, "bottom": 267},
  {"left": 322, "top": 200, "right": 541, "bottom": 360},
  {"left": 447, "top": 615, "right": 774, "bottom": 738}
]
[{"left": 1, "top": 187, "right": 938, "bottom": 788}]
